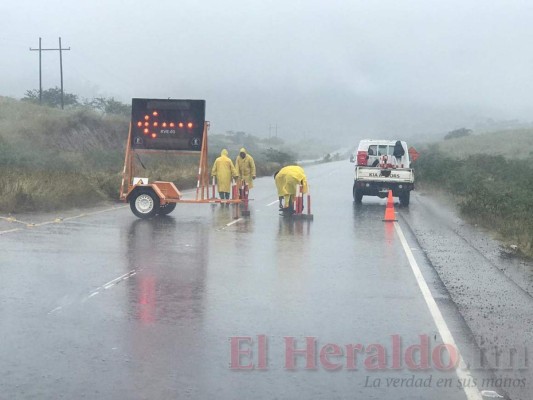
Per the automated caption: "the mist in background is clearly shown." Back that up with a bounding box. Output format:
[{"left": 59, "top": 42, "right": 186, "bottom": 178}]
[{"left": 2, "top": 0, "right": 533, "bottom": 144}]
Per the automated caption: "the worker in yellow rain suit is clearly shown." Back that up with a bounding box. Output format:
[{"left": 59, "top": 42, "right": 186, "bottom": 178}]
[
  {"left": 235, "top": 147, "right": 256, "bottom": 197},
  {"left": 211, "top": 149, "right": 238, "bottom": 200},
  {"left": 274, "top": 165, "right": 308, "bottom": 215}
]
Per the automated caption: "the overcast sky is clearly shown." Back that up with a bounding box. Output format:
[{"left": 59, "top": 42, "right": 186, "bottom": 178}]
[{"left": 2, "top": 0, "right": 533, "bottom": 143}]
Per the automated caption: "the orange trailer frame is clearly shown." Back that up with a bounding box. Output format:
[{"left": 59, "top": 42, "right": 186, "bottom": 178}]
[{"left": 119, "top": 121, "right": 244, "bottom": 218}]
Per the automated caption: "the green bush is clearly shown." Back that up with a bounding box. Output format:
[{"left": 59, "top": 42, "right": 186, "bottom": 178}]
[{"left": 417, "top": 151, "right": 533, "bottom": 257}]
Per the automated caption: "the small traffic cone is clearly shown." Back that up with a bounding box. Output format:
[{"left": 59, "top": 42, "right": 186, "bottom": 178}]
[{"left": 383, "top": 190, "right": 397, "bottom": 222}]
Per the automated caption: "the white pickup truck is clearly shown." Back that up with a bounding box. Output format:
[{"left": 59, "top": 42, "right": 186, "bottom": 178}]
[{"left": 350, "top": 139, "right": 415, "bottom": 206}]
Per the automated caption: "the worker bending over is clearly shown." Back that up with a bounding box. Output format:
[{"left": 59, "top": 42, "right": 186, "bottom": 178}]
[{"left": 274, "top": 165, "right": 308, "bottom": 215}]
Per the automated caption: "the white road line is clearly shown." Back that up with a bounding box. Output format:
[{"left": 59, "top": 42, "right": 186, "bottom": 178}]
[
  {"left": 39, "top": 205, "right": 128, "bottom": 226},
  {"left": 0, "top": 205, "right": 129, "bottom": 235},
  {"left": 48, "top": 306, "right": 62, "bottom": 314},
  {"left": 0, "top": 228, "right": 21, "bottom": 235},
  {"left": 394, "top": 222, "right": 483, "bottom": 400},
  {"left": 226, "top": 218, "right": 242, "bottom": 227},
  {"left": 85, "top": 270, "right": 137, "bottom": 301},
  {"left": 266, "top": 200, "right": 279, "bottom": 206},
  {"left": 33, "top": 221, "right": 59, "bottom": 227},
  {"left": 0, "top": 216, "right": 31, "bottom": 225},
  {"left": 102, "top": 271, "right": 134, "bottom": 289}
]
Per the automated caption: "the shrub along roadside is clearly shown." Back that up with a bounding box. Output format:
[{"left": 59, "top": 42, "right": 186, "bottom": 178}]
[
  {"left": 0, "top": 163, "right": 199, "bottom": 214},
  {"left": 416, "top": 151, "right": 533, "bottom": 257},
  {"left": 0, "top": 168, "right": 108, "bottom": 212},
  {"left": 0, "top": 98, "right": 322, "bottom": 214}
]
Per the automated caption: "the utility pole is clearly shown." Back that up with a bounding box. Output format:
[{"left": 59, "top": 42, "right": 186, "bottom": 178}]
[
  {"left": 30, "top": 37, "right": 71, "bottom": 109},
  {"left": 29, "top": 37, "right": 43, "bottom": 104},
  {"left": 58, "top": 37, "right": 66, "bottom": 110}
]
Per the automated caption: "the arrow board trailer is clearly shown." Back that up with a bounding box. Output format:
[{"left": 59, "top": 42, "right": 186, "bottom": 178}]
[{"left": 119, "top": 98, "right": 244, "bottom": 219}]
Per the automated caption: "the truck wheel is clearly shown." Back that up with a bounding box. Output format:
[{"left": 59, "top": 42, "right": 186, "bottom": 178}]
[
  {"left": 399, "top": 192, "right": 410, "bottom": 207},
  {"left": 157, "top": 203, "right": 176, "bottom": 216},
  {"left": 130, "top": 189, "right": 160, "bottom": 219},
  {"left": 353, "top": 184, "right": 363, "bottom": 203}
]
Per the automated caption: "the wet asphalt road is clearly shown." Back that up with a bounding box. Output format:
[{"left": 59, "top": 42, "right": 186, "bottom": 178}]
[{"left": 0, "top": 161, "right": 530, "bottom": 399}]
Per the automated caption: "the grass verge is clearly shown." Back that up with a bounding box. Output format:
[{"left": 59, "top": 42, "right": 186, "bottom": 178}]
[
  {"left": 0, "top": 96, "right": 325, "bottom": 213},
  {"left": 416, "top": 150, "right": 533, "bottom": 257}
]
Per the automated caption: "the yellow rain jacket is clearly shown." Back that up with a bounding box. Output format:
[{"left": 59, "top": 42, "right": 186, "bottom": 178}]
[
  {"left": 235, "top": 148, "right": 256, "bottom": 189},
  {"left": 211, "top": 149, "right": 237, "bottom": 193},
  {"left": 275, "top": 166, "right": 308, "bottom": 208}
]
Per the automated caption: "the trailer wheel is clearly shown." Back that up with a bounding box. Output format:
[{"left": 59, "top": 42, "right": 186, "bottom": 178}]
[
  {"left": 130, "top": 189, "right": 160, "bottom": 219},
  {"left": 157, "top": 203, "right": 176, "bottom": 216},
  {"left": 353, "top": 184, "right": 363, "bottom": 203},
  {"left": 399, "top": 192, "right": 410, "bottom": 207}
]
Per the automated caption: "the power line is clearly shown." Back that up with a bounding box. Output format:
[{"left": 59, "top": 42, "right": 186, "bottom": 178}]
[{"left": 29, "top": 37, "right": 71, "bottom": 109}]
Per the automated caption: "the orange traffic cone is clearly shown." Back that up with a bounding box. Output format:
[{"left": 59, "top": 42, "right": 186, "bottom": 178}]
[{"left": 383, "top": 190, "right": 397, "bottom": 222}]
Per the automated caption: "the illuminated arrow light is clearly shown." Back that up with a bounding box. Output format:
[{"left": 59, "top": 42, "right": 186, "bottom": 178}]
[
  {"left": 144, "top": 115, "right": 150, "bottom": 121},
  {"left": 162, "top": 122, "right": 167, "bottom": 128},
  {"left": 144, "top": 122, "right": 149, "bottom": 127},
  {"left": 143, "top": 128, "right": 149, "bottom": 134},
  {"left": 137, "top": 121, "right": 143, "bottom": 127},
  {"left": 187, "top": 122, "right": 193, "bottom": 129},
  {"left": 169, "top": 122, "right": 175, "bottom": 128},
  {"left": 153, "top": 122, "right": 158, "bottom": 127},
  {"left": 151, "top": 133, "right": 157, "bottom": 138},
  {"left": 152, "top": 111, "right": 158, "bottom": 117},
  {"left": 178, "top": 122, "right": 184, "bottom": 128}
]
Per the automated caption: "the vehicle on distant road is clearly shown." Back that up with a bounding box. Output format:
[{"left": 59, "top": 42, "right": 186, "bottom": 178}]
[{"left": 350, "top": 139, "right": 415, "bottom": 206}]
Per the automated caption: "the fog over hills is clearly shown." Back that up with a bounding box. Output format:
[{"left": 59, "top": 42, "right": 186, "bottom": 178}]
[{"left": 2, "top": 0, "right": 533, "bottom": 145}]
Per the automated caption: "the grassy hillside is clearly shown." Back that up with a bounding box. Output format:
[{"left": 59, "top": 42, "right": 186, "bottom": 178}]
[
  {"left": 435, "top": 128, "right": 533, "bottom": 159},
  {"left": 0, "top": 96, "right": 336, "bottom": 213},
  {"left": 416, "top": 129, "right": 533, "bottom": 257},
  {"left": 0, "top": 97, "right": 200, "bottom": 212}
]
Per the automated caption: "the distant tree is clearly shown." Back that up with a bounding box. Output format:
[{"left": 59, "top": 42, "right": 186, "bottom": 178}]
[
  {"left": 226, "top": 131, "right": 247, "bottom": 144},
  {"left": 444, "top": 128, "right": 472, "bottom": 140},
  {"left": 243, "top": 134, "right": 258, "bottom": 149},
  {"left": 261, "top": 136, "right": 285, "bottom": 146},
  {"left": 22, "top": 87, "right": 79, "bottom": 108},
  {"left": 263, "top": 148, "right": 296, "bottom": 164},
  {"left": 85, "top": 97, "right": 130, "bottom": 116},
  {"left": 264, "top": 147, "right": 296, "bottom": 165}
]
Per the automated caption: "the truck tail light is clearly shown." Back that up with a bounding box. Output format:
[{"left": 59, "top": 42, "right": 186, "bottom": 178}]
[{"left": 357, "top": 151, "right": 368, "bottom": 166}]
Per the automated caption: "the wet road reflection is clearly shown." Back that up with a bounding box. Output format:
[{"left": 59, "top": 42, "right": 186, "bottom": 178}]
[
  {"left": 124, "top": 217, "right": 208, "bottom": 324},
  {"left": 1, "top": 161, "right": 510, "bottom": 399}
]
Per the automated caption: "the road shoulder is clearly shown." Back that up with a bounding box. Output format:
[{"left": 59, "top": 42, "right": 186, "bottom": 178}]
[{"left": 400, "top": 191, "right": 532, "bottom": 400}]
